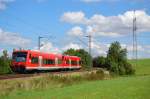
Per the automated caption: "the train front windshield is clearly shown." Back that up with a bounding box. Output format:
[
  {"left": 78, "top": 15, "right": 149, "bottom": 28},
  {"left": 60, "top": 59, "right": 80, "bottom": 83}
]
[{"left": 13, "top": 52, "right": 27, "bottom": 62}]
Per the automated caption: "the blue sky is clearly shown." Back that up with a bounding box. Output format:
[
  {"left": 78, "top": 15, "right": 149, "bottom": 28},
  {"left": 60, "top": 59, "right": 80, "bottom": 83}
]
[{"left": 0, "top": 0, "right": 150, "bottom": 58}]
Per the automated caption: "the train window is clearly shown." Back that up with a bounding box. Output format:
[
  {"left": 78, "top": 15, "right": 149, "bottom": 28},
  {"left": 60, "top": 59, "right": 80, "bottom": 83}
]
[
  {"left": 58, "top": 59, "right": 62, "bottom": 64},
  {"left": 43, "top": 59, "right": 55, "bottom": 65},
  {"left": 31, "top": 57, "right": 38, "bottom": 64},
  {"left": 13, "top": 52, "right": 27, "bottom": 62},
  {"left": 71, "top": 60, "right": 77, "bottom": 65},
  {"left": 66, "top": 60, "right": 70, "bottom": 64}
]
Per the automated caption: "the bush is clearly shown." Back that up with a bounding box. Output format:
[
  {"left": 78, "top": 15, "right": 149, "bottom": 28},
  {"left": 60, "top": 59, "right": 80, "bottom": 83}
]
[
  {"left": 0, "top": 59, "right": 10, "bottom": 74},
  {"left": 94, "top": 41, "right": 135, "bottom": 75},
  {"left": 124, "top": 62, "right": 135, "bottom": 75},
  {"left": 118, "top": 63, "right": 126, "bottom": 75},
  {"left": 0, "top": 50, "right": 12, "bottom": 74},
  {"left": 93, "top": 56, "right": 106, "bottom": 68}
]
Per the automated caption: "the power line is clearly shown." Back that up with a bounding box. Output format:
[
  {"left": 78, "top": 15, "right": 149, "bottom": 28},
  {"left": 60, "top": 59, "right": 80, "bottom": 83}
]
[
  {"left": 38, "top": 35, "right": 56, "bottom": 51},
  {"left": 75, "top": 36, "right": 88, "bottom": 47}
]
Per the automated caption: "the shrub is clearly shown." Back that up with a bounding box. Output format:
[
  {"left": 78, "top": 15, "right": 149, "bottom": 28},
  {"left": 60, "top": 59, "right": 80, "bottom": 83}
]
[
  {"left": 93, "top": 56, "right": 106, "bottom": 68},
  {"left": 124, "top": 62, "right": 135, "bottom": 75},
  {"left": 0, "top": 53, "right": 12, "bottom": 74},
  {"left": 95, "top": 41, "right": 135, "bottom": 75}
]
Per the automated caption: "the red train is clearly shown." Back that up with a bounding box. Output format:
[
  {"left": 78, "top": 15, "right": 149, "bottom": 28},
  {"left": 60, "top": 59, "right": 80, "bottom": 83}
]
[{"left": 11, "top": 50, "right": 81, "bottom": 73}]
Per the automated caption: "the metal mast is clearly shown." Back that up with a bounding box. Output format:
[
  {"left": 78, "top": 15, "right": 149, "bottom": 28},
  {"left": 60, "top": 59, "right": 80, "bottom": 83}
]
[
  {"left": 89, "top": 34, "right": 92, "bottom": 58},
  {"left": 85, "top": 31, "right": 92, "bottom": 68},
  {"left": 133, "top": 10, "right": 138, "bottom": 62},
  {"left": 38, "top": 36, "right": 44, "bottom": 51},
  {"left": 89, "top": 33, "right": 92, "bottom": 68}
]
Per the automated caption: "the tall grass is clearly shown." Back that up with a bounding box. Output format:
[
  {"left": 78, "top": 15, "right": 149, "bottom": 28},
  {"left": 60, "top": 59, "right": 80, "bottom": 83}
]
[
  {"left": 0, "top": 69, "right": 109, "bottom": 96},
  {"left": 1, "top": 74, "right": 150, "bottom": 99}
]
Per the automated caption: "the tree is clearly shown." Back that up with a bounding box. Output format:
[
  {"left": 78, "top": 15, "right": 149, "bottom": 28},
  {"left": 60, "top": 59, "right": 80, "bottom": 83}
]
[
  {"left": 0, "top": 50, "right": 12, "bottom": 74},
  {"left": 63, "top": 48, "right": 76, "bottom": 56},
  {"left": 106, "top": 41, "right": 135, "bottom": 75},
  {"left": 63, "top": 49, "right": 92, "bottom": 69},
  {"left": 93, "top": 56, "right": 106, "bottom": 68}
]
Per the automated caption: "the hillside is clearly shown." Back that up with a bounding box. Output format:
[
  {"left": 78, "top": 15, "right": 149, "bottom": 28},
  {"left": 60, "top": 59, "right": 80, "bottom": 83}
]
[
  {"left": 2, "top": 75, "right": 150, "bottom": 99},
  {"left": 129, "top": 59, "right": 150, "bottom": 75},
  {"left": 1, "top": 59, "right": 150, "bottom": 99}
]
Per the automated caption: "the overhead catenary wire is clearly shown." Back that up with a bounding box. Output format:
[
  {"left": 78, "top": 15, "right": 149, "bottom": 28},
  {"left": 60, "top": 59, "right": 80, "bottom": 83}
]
[{"left": 75, "top": 36, "right": 89, "bottom": 47}]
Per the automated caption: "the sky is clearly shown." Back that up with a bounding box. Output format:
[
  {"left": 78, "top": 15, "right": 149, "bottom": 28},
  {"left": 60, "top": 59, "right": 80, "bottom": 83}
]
[{"left": 0, "top": 0, "right": 150, "bottom": 58}]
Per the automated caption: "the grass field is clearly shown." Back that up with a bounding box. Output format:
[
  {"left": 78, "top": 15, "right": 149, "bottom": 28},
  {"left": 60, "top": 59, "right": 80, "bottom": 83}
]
[
  {"left": 0, "top": 59, "right": 150, "bottom": 99},
  {"left": 1, "top": 75, "right": 150, "bottom": 99},
  {"left": 129, "top": 59, "right": 150, "bottom": 75}
]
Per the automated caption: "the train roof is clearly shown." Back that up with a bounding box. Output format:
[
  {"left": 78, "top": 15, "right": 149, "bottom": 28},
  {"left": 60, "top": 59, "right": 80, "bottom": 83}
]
[
  {"left": 13, "top": 50, "right": 56, "bottom": 54},
  {"left": 13, "top": 50, "right": 80, "bottom": 59}
]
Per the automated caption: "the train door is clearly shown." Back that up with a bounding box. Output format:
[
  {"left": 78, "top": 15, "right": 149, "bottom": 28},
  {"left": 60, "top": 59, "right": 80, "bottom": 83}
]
[
  {"left": 39, "top": 56, "right": 42, "bottom": 68},
  {"left": 55, "top": 57, "right": 58, "bottom": 66},
  {"left": 77, "top": 60, "right": 79, "bottom": 66},
  {"left": 69, "top": 59, "right": 71, "bottom": 68}
]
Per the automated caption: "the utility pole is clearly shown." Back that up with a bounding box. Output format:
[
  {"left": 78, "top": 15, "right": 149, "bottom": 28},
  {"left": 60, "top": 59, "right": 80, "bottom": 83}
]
[
  {"left": 85, "top": 32, "right": 92, "bottom": 68},
  {"left": 38, "top": 36, "right": 44, "bottom": 51},
  {"left": 132, "top": 10, "right": 138, "bottom": 65},
  {"left": 38, "top": 36, "right": 53, "bottom": 51},
  {"left": 89, "top": 34, "right": 92, "bottom": 59}
]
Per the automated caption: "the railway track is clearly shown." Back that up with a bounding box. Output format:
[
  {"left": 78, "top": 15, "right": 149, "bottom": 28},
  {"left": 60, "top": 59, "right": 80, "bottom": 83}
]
[
  {"left": 0, "top": 70, "right": 83, "bottom": 80},
  {"left": 0, "top": 68, "right": 101, "bottom": 80},
  {"left": 0, "top": 74, "right": 34, "bottom": 80}
]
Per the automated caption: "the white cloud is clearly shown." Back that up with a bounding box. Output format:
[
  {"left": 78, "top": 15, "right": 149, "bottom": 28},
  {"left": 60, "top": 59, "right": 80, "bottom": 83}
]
[
  {"left": 61, "top": 11, "right": 88, "bottom": 24},
  {"left": 62, "top": 10, "right": 150, "bottom": 38},
  {"left": 0, "top": 28, "right": 30, "bottom": 47},
  {"left": 120, "top": 43, "right": 150, "bottom": 59},
  {"left": 119, "top": 10, "right": 150, "bottom": 32},
  {"left": 62, "top": 43, "right": 83, "bottom": 51},
  {"left": 35, "top": 42, "right": 83, "bottom": 54},
  {"left": 0, "top": 0, "right": 14, "bottom": 10},
  {"left": 126, "top": 45, "right": 145, "bottom": 52},
  {"left": 97, "top": 32, "right": 122, "bottom": 37},
  {"left": 144, "top": 45, "right": 150, "bottom": 49},
  {"left": 91, "top": 42, "right": 108, "bottom": 57},
  {"left": 39, "top": 42, "right": 61, "bottom": 54},
  {"left": 67, "top": 26, "right": 84, "bottom": 36},
  {"left": 61, "top": 10, "right": 150, "bottom": 58},
  {"left": 89, "top": 10, "right": 150, "bottom": 37}
]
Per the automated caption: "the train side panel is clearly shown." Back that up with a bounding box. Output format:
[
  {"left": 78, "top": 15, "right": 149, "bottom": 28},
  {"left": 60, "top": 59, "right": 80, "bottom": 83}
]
[{"left": 11, "top": 50, "right": 81, "bottom": 72}]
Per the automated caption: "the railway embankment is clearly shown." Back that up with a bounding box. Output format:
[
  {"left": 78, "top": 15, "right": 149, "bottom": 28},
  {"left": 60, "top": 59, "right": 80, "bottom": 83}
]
[{"left": 0, "top": 68, "right": 110, "bottom": 96}]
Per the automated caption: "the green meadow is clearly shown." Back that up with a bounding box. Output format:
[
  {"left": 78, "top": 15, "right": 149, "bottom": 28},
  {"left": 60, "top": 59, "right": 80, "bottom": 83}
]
[
  {"left": 1, "top": 75, "right": 150, "bottom": 99},
  {"left": 0, "top": 59, "right": 150, "bottom": 99},
  {"left": 129, "top": 59, "right": 150, "bottom": 75}
]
